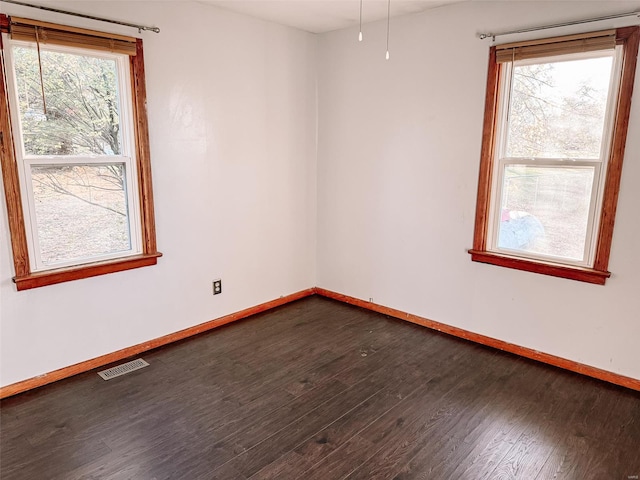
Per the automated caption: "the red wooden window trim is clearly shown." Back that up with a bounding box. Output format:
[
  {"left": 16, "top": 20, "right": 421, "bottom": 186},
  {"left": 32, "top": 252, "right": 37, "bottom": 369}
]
[
  {"left": 469, "top": 26, "right": 639, "bottom": 285},
  {"left": 0, "top": 15, "right": 161, "bottom": 290}
]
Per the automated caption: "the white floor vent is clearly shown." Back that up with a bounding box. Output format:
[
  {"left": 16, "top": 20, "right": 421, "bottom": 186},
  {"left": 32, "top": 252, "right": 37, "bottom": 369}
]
[{"left": 98, "top": 358, "right": 149, "bottom": 380}]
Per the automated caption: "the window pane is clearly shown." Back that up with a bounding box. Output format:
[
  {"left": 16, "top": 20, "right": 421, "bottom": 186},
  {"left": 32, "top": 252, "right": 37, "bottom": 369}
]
[
  {"left": 497, "top": 165, "right": 594, "bottom": 261},
  {"left": 506, "top": 55, "right": 613, "bottom": 159},
  {"left": 13, "top": 46, "right": 122, "bottom": 156},
  {"left": 31, "top": 165, "right": 131, "bottom": 266}
]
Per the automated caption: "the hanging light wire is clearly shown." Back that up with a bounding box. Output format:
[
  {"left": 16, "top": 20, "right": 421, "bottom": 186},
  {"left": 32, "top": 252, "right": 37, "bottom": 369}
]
[
  {"left": 358, "top": 0, "right": 363, "bottom": 41},
  {"left": 385, "top": 0, "right": 391, "bottom": 59}
]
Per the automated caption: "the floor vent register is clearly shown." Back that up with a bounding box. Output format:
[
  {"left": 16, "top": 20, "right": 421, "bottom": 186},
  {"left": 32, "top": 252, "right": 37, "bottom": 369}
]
[{"left": 97, "top": 358, "right": 149, "bottom": 380}]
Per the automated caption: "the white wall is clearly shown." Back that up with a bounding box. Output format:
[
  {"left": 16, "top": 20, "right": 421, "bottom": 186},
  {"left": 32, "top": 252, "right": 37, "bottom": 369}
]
[
  {"left": 0, "top": 1, "right": 318, "bottom": 387},
  {"left": 316, "top": 1, "right": 640, "bottom": 380},
  {"left": 2, "top": 0, "right": 639, "bottom": 389}
]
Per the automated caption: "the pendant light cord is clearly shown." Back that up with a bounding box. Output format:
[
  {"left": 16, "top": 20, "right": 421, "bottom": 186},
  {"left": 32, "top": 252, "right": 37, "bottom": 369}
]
[
  {"left": 359, "top": 0, "right": 363, "bottom": 41},
  {"left": 385, "top": 0, "right": 391, "bottom": 59}
]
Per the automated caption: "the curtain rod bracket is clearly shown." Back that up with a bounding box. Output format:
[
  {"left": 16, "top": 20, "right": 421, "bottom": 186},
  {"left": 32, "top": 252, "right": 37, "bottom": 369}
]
[
  {"left": 478, "top": 10, "right": 639, "bottom": 41},
  {"left": 0, "top": 0, "right": 160, "bottom": 34}
]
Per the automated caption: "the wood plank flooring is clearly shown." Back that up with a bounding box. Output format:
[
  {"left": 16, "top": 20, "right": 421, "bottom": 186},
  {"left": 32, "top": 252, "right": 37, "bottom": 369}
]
[{"left": 1, "top": 296, "right": 639, "bottom": 479}]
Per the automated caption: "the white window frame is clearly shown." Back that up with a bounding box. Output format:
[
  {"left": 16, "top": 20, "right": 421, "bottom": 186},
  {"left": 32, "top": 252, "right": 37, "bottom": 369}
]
[
  {"left": 485, "top": 47, "right": 623, "bottom": 269},
  {"left": 3, "top": 36, "right": 143, "bottom": 272},
  {"left": 470, "top": 27, "right": 639, "bottom": 285}
]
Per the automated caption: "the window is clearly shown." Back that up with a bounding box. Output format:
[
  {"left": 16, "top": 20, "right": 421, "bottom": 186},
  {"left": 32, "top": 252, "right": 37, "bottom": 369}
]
[
  {"left": 1, "top": 16, "right": 160, "bottom": 290},
  {"left": 470, "top": 27, "right": 639, "bottom": 285}
]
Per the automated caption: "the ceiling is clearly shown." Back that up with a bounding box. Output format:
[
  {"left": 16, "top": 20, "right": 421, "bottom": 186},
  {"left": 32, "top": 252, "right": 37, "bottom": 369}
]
[{"left": 197, "top": 0, "right": 463, "bottom": 33}]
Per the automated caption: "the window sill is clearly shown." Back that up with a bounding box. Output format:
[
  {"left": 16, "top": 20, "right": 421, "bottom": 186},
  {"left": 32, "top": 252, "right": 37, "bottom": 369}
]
[
  {"left": 13, "top": 252, "right": 163, "bottom": 291},
  {"left": 468, "top": 249, "right": 610, "bottom": 285}
]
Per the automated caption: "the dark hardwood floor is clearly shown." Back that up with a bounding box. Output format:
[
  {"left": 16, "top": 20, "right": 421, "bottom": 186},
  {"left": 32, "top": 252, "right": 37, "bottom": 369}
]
[{"left": 1, "top": 296, "right": 639, "bottom": 479}]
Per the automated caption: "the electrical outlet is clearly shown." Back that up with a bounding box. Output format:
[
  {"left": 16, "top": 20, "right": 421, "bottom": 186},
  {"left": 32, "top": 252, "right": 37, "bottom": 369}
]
[{"left": 213, "top": 279, "right": 222, "bottom": 295}]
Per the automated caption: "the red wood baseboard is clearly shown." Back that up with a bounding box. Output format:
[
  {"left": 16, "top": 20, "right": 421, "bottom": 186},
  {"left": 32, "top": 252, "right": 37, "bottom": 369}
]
[
  {"left": 3, "top": 286, "right": 638, "bottom": 398},
  {"left": 0, "top": 288, "right": 315, "bottom": 399},
  {"left": 315, "top": 288, "right": 640, "bottom": 392}
]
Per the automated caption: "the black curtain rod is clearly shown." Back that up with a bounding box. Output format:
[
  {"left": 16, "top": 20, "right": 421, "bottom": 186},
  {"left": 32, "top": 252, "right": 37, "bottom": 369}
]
[{"left": 0, "top": 0, "right": 160, "bottom": 33}]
